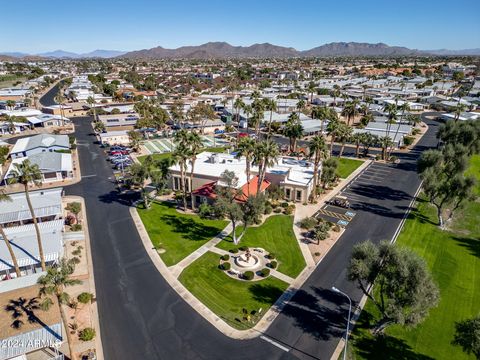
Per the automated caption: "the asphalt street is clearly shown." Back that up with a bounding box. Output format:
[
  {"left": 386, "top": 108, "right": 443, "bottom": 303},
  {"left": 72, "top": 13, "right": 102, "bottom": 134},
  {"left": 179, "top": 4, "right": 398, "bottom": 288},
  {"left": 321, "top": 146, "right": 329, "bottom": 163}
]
[{"left": 40, "top": 84, "right": 440, "bottom": 360}]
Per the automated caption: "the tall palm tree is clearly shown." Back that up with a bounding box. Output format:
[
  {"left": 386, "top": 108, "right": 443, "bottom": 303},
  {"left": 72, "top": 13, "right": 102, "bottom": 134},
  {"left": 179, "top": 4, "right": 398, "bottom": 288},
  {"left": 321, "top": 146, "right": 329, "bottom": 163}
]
[
  {"left": 0, "top": 190, "right": 21, "bottom": 277},
  {"left": 308, "top": 135, "right": 328, "bottom": 203},
  {"left": 307, "top": 81, "right": 316, "bottom": 104},
  {"left": 390, "top": 102, "right": 410, "bottom": 156},
  {"left": 38, "top": 259, "right": 82, "bottom": 360},
  {"left": 235, "top": 137, "right": 256, "bottom": 196},
  {"left": 187, "top": 132, "right": 203, "bottom": 210},
  {"left": 326, "top": 118, "right": 340, "bottom": 156},
  {"left": 264, "top": 98, "right": 277, "bottom": 137},
  {"left": 54, "top": 90, "right": 66, "bottom": 126},
  {"left": 233, "top": 97, "right": 245, "bottom": 125},
  {"left": 252, "top": 98, "right": 265, "bottom": 139},
  {"left": 9, "top": 160, "right": 46, "bottom": 271},
  {"left": 352, "top": 133, "right": 364, "bottom": 158},
  {"left": 336, "top": 123, "right": 354, "bottom": 157},
  {"left": 296, "top": 99, "right": 306, "bottom": 116},
  {"left": 284, "top": 112, "right": 303, "bottom": 152},
  {"left": 254, "top": 140, "right": 279, "bottom": 194},
  {"left": 172, "top": 142, "right": 191, "bottom": 210}
]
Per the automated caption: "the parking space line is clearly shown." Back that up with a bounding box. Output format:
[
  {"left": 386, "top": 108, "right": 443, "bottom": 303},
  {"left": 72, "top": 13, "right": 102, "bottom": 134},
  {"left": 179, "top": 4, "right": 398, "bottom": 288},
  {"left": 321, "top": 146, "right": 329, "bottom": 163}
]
[{"left": 260, "top": 336, "right": 290, "bottom": 352}]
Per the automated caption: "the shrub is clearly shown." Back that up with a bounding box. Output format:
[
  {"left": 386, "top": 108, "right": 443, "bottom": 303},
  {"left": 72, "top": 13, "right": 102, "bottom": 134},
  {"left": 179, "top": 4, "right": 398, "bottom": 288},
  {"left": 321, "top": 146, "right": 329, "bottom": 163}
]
[
  {"left": 412, "top": 128, "right": 421, "bottom": 135},
  {"left": 77, "top": 292, "right": 94, "bottom": 304},
  {"left": 198, "top": 203, "right": 214, "bottom": 219},
  {"left": 267, "top": 253, "right": 276, "bottom": 260},
  {"left": 403, "top": 136, "right": 414, "bottom": 146},
  {"left": 299, "top": 217, "right": 318, "bottom": 230},
  {"left": 239, "top": 246, "right": 248, "bottom": 251},
  {"left": 69, "top": 257, "right": 81, "bottom": 265},
  {"left": 273, "top": 207, "right": 282, "bottom": 213},
  {"left": 259, "top": 268, "right": 270, "bottom": 277},
  {"left": 72, "top": 248, "right": 82, "bottom": 256},
  {"left": 264, "top": 205, "right": 273, "bottom": 215},
  {"left": 333, "top": 224, "right": 341, "bottom": 232},
  {"left": 221, "top": 254, "right": 230, "bottom": 261},
  {"left": 389, "top": 155, "right": 398, "bottom": 163},
  {"left": 71, "top": 224, "right": 82, "bottom": 231},
  {"left": 268, "top": 260, "right": 277, "bottom": 269},
  {"left": 243, "top": 271, "right": 254, "bottom": 280},
  {"left": 79, "top": 327, "right": 96, "bottom": 341},
  {"left": 284, "top": 205, "right": 295, "bottom": 215},
  {"left": 221, "top": 262, "right": 231, "bottom": 271},
  {"left": 281, "top": 202, "right": 289, "bottom": 208},
  {"left": 314, "top": 252, "right": 321, "bottom": 257},
  {"left": 230, "top": 248, "right": 239, "bottom": 254}
]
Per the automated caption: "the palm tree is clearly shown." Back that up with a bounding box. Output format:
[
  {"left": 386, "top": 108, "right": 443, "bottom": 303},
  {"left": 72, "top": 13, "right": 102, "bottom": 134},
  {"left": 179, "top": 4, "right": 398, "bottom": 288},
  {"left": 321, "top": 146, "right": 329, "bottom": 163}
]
[
  {"left": 284, "top": 112, "right": 303, "bottom": 152},
  {"left": 453, "top": 102, "right": 467, "bottom": 122},
  {"left": 172, "top": 142, "right": 191, "bottom": 210},
  {"left": 6, "top": 100, "right": 16, "bottom": 110},
  {"left": 326, "top": 118, "right": 340, "bottom": 156},
  {"left": 352, "top": 133, "right": 364, "bottom": 158},
  {"left": 93, "top": 121, "right": 105, "bottom": 133},
  {"left": 235, "top": 137, "right": 256, "bottom": 196},
  {"left": 331, "top": 86, "right": 340, "bottom": 106},
  {"left": 296, "top": 99, "right": 306, "bottom": 116},
  {"left": 390, "top": 102, "right": 410, "bottom": 156},
  {"left": 264, "top": 98, "right": 277, "bottom": 137},
  {"left": 9, "top": 160, "right": 46, "bottom": 271},
  {"left": 254, "top": 140, "right": 279, "bottom": 194},
  {"left": 341, "top": 100, "right": 358, "bottom": 126},
  {"left": 336, "top": 123, "right": 353, "bottom": 157},
  {"left": 308, "top": 135, "right": 328, "bottom": 202},
  {"left": 187, "top": 132, "right": 203, "bottom": 210},
  {"left": 38, "top": 259, "right": 82, "bottom": 360},
  {"left": 307, "top": 81, "right": 316, "bottom": 104},
  {"left": 0, "top": 190, "right": 21, "bottom": 277},
  {"left": 54, "top": 90, "right": 66, "bottom": 126},
  {"left": 233, "top": 97, "right": 245, "bottom": 125},
  {"left": 252, "top": 98, "right": 265, "bottom": 139},
  {"left": 87, "top": 95, "right": 96, "bottom": 121}
]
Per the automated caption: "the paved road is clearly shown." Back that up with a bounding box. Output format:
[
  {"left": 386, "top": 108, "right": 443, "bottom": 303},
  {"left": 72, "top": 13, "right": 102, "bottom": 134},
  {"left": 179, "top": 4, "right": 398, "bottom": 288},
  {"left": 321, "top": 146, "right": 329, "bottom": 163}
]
[{"left": 41, "top": 83, "right": 440, "bottom": 360}]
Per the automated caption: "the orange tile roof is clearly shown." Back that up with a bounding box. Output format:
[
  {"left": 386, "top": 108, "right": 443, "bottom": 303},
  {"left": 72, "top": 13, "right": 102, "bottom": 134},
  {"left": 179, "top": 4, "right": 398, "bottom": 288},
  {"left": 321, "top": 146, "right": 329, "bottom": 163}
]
[{"left": 235, "top": 176, "right": 271, "bottom": 202}]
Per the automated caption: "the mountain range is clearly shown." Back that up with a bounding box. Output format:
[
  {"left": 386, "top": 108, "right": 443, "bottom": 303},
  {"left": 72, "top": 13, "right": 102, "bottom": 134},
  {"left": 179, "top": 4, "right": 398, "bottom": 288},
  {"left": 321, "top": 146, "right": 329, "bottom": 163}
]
[
  {"left": 2, "top": 42, "right": 480, "bottom": 60},
  {"left": 0, "top": 49, "right": 127, "bottom": 59}
]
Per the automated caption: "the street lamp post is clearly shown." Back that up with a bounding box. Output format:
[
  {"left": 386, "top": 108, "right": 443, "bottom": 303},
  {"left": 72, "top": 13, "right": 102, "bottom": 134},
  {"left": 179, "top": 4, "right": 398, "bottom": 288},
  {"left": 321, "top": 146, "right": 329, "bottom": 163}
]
[{"left": 332, "top": 286, "right": 352, "bottom": 360}]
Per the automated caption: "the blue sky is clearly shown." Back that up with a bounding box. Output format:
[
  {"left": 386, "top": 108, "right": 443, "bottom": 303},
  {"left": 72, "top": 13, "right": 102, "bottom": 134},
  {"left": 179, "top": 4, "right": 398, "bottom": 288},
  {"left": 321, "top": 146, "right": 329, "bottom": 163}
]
[{"left": 1, "top": 0, "right": 479, "bottom": 53}]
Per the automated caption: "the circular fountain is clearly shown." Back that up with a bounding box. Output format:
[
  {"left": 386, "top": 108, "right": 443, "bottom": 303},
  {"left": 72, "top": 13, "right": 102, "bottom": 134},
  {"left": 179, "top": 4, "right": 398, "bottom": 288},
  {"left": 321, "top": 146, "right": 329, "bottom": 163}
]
[{"left": 234, "top": 252, "right": 260, "bottom": 269}]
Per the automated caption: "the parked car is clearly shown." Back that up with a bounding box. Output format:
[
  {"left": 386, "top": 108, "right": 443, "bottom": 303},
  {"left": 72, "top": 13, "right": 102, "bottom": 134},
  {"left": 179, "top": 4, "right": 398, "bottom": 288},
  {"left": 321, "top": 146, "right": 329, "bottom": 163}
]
[{"left": 328, "top": 195, "right": 350, "bottom": 208}]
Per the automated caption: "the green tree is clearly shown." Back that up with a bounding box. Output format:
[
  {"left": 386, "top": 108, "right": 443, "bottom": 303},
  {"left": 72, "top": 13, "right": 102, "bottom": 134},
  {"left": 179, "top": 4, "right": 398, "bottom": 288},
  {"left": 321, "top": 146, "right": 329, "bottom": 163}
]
[
  {"left": 172, "top": 142, "right": 191, "bottom": 211},
  {"left": 283, "top": 112, "right": 304, "bottom": 152},
  {"left": 186, "top": 132, "right": 203, "bottom": 210},
  {"left": 9, "top": 160, "right": 46, "bottom": 271},
  {"left": 321, "top": 157, "right": 338, "bottom": 188},
  {"left": 452, "top": 315, "right": 480, "bottom": 359},
  {"left": 348, "top": 241, "right": 439, "bottom": 334},
  {"left": 254, "top": 140, "right": 279, "bottom": 194},
  {"left": 127, "top": 130, "right": 142, "bottom": 152},
  {"left": 236, "top": 137, "right": 256, "bottom": 196},
  {"left": 213, "top": 170, "right": 243, "bottom": 244},
  {"left": 308, "top": 135, "right": 328, "bottom": 202},
  {"left": 336, "top": 123, "right": 353, "bottom": 157},
  {"left": 38, "top": 259, "right": 82, "bottom": 360}
]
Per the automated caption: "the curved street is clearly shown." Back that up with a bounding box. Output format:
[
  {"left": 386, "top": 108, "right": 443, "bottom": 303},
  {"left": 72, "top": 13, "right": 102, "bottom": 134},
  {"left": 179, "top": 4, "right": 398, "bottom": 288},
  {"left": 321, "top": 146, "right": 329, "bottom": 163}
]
[{"left": 40, "top": 84, "right": 439, "bottom": 360}]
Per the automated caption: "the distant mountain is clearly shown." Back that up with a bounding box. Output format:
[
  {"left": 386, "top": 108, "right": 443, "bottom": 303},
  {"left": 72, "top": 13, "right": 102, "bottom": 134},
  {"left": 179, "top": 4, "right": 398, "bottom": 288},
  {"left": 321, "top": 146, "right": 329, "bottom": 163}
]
[
  {"left": 39, "top": 50, "right": 80, "bottom": 58},
  {"left": 0, "top": 52, "right": 30, "bottom": 58},
  {"left": 301, "top": 42, "right": 421, "bottom": 57},
  {"left": 80, "top": 49, "right": 127, "bottom": 58},
  {"left": 36, "top": 49, "right": 125, "bottom": 58},
  {"left": 120, "top": 41, "right": 298, "bottom": 59},
  {"left": 423, "top": 48, "right": 480, "bottom": 56}
]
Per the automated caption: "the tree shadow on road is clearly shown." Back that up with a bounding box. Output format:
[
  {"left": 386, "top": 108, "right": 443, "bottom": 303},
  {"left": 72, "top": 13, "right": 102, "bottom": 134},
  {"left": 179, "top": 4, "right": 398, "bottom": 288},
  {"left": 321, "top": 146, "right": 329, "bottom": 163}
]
[{"left": 270, "top": 286, "right": 348, "bottom": 342}]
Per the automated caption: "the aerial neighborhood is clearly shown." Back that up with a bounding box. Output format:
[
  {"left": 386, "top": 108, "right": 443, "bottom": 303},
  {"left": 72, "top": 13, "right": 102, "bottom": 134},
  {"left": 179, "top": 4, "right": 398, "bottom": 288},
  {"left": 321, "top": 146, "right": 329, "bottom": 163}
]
[{"left": 0, "top": 2, "right": 479, "bottom": 359}]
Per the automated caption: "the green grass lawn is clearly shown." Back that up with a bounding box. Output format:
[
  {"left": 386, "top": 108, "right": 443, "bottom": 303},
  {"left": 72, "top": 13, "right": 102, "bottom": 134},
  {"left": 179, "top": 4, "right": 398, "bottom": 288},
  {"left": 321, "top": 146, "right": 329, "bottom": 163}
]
[
  {"left": 178, "top": 251, "right": 289, "bottom": 330},
  {"left": 215, "top": 215, "right": 306, "bottom": 278},
  {"left": 337, "top": 158, "right": 364, "bottom": 179},
  {"left": 351, "top": 155, "right": 480, "bottom": 360},
  {"left": 137, "top": 201, "right": 228, "bottom": 266}
]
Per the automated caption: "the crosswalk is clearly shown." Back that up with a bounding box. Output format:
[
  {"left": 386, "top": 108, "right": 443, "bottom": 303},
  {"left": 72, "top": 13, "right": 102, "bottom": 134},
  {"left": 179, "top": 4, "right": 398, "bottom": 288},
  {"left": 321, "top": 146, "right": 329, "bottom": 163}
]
[{"left": 316, "top": 208, "right": 353, "bottom": 221}]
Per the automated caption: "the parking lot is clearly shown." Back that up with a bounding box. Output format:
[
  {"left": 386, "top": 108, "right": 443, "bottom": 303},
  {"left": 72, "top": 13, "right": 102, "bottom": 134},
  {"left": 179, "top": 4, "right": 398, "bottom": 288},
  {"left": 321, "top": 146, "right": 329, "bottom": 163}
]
[{"left": 315, "top": 162, "right": 393, "bottom": 227}]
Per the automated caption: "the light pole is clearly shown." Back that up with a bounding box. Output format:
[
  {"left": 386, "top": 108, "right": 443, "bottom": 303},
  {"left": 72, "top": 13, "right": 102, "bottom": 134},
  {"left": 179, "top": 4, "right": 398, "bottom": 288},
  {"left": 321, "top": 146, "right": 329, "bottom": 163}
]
[{"left": 332, "top": 286, "right": 352, "bottom": 360}]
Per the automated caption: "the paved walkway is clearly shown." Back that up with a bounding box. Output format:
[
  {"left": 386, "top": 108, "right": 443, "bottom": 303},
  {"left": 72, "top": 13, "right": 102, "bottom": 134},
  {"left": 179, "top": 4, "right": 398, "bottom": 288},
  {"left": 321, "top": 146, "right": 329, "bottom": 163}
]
[{"left": 169, "top": 223, "right": 234, "bottom": 278}]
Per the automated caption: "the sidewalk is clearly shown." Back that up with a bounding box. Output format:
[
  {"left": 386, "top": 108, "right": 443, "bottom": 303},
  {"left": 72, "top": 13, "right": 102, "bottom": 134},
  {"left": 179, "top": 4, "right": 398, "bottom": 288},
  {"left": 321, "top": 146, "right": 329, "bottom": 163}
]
[{"left": 128, "top": 158, "right": 374, "bottom": 340}]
